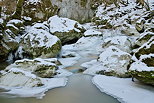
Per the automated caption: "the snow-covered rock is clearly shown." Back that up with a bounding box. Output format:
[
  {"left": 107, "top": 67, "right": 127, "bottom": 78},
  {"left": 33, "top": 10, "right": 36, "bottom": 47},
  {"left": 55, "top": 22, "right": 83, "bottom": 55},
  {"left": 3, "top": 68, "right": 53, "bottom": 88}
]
[
  {"left": 102, "top": 36, "right": 132, "bottom": 53},
  {"left": 0, "top": 20, "right": 23, "bottom": 62},
  {"left": 97, "top": 46, "right": 131, "bottom": 77},
  {"left": 135, "top": 37, "right": 154, "bottom": 59},
  {"left": 20, "top": 23, "right": 61, "bottom": 58},
  {"left": 23, "top": 0, "right": 57, "bottom": 23},
  {"left": 129, "top": 36, "right": 154, "bottom": 85},
  {"left": 0, "top": 58, "right": 71, "bottom": 98},
  {"left": 83, "top": 46, "right": 131, "bottom": 77},
  {"left": 48, "top": 15, "right": 85, "bottom": 45},
  {"left": 135, "top": 32, "right": 154, "bottom": 47}
]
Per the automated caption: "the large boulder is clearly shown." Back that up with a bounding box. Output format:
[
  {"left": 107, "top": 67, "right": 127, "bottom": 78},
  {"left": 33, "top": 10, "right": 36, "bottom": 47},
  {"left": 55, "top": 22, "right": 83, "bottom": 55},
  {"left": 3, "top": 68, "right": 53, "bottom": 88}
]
[
  {"left": 129, "top": 55, "right": 154, "bottom": 85},
  {"left": 129, "top": 36, "right": 154, "bottom": 85},
  {"left": 48, "top": 15, "right": 85, "bottom": 45},
  {"left": 97, "top": 46, "right": 131, "bottom": 77},
  {"left": 19, "top": 23, "right": 61, "bottom": 59}
]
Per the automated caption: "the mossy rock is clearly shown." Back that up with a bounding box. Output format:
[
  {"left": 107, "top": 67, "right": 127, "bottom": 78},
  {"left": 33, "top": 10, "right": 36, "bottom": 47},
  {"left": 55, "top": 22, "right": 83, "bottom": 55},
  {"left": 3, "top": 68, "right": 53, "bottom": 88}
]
[
  {"left": 135, "top": 32, "right": 154, "bottom": 47},
  {"left": 34, "top": 65, "right": 58, "bottom": 78},
  {"left": 142, "top": 57, "right": 154, "bottom": 67},
  {"left": 54, "top": 30, "right": 83, "bottom": 45},
  {"left": 22, "top": 39, "right": 61, "bottom": 59},
  {"left": 6, "top": 24, "right": 19, "bottom": 35},
  {"left": 23, "top": 0, "right": 58, "bottom": 23},
  {"left": 97, "top": 70, "right": 130, "bottom": 78},
  {"left": 135, "top": 37, "right": 154, "bottom": 59},
  {"left": 129, "top": 70, "right": 154, "bottom": 86}
]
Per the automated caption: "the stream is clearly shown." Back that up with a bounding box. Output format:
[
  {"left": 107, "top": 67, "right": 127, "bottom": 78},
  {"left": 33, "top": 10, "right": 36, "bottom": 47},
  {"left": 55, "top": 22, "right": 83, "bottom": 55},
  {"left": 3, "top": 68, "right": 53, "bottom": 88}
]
[{"left": 0, "top": 50, "right": 119, "bottom": 103}]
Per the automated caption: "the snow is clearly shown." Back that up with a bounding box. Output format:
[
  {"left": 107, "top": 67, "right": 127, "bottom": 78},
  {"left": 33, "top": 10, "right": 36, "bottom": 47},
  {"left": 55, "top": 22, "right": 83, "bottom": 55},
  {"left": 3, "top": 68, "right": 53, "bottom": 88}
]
[
  {"left": 82, "top": 60, "right": 106, "bottom": 75},
  {"left": 0, "top": 57, "right": 72, "bottom": 98},
  {"left": 22, "top": 16, "right": 32, "bottom": 21},
  {"left": 48, "top": 15, "right": 84, "bottom": 33},
  {"left": 129, "top": 61, "right": 154, "bottom": 71},
  {"left": 23, "top": 26, "right": 59, "bottom": 48},
  {"left": 26, "top": 0, "right": 41, "bottom": 5},
  {"left": 98, "top": 46, "right": 131, "bottom": 62},
  {"left": 8, "top": 19, "right": 23, "bottom": 25},
  {"left": 0, "top": 18, "right": 4, "bottom": 24},
  {"left": 6, "top": 24, "right": 19, "bottom": 30},
  {"left": 8, "top": 68, "right": 37, "bottom": 79},
  {"left": 3, "top": 77, "right": 67, "bottom": 99},
  {"left": 93, "top": 75, "right": 154, "bottom": 103},
  {"left": 84, "top": 29, "right": 102, "bottom": 36}
]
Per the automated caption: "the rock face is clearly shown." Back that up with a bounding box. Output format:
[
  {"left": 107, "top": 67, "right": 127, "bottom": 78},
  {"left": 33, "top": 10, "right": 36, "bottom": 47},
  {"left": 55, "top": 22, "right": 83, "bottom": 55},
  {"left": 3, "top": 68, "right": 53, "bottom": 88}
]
[
  {"left": 23, "top": 0, "right": 58, "bottom": 23},
  {"left": 97, "top": 46, "right": 131, "bottom": 77},
  {"left": 51, "top": 0, "right": 95, "bottom": 23},
  {"left": 0, "top": 58, "right": 60, "bottom": 87},
  {"left": 48, "top": 15, "right": 85, "bottom": 45},
  {"left": 22, "top": 0, "right": 96, "bottom": 23},
  {"left": 20, "top": 23, "right": 61, "bottom": 59}
]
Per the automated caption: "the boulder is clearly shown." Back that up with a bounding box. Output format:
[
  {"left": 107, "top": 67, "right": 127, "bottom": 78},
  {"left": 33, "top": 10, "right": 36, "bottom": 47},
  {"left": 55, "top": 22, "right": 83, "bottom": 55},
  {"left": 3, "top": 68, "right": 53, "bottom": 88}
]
[
  {"left": 129, "top": 36, "right": 154, "bottom": 85},
  {"left": 0, "top": 58, "right": 60, "bottom": 87},
  {"left": 20, "top": 23, "right": 61, "bottom": 58},
  {"left": 97, "top": 46, "right": 131, "bottom": 77},
  {"left": 129, "top": 55, "right": 154, "bottom": 85},
  {"left": 48, "top": 15, "right": 85, "bottom": 45},
  {"left": 23, "top": 0, "right": 58, "bottom": 23}
]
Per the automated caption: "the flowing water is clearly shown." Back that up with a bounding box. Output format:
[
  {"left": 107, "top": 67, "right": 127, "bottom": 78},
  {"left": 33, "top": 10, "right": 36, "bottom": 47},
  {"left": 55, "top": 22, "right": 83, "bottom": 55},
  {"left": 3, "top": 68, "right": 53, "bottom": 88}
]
[{"left": 0, "top": 51, "right": 119, "bottom": 103}]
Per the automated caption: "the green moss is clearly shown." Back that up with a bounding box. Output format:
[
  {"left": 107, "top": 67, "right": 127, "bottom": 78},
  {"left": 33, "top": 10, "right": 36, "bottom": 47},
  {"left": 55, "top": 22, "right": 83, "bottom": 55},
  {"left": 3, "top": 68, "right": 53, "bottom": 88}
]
[
  {"left": 12, "top": 0, "right": 24, "bottom": 19},
  {"left": 129, "top": 70, "right": 154, "bottom": 85},
  {"left": 80, "top": 0, "right": 87, "bottom": 7},
  {"left": 97, "top": 70, "right": 130, "bottom": 78},
  {"left": 34, "top": 65, "right": 57, "bottom": 78}
]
